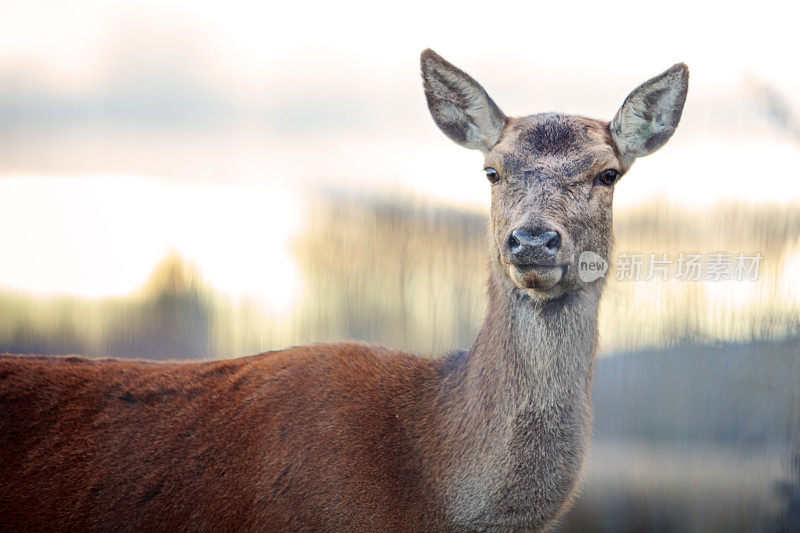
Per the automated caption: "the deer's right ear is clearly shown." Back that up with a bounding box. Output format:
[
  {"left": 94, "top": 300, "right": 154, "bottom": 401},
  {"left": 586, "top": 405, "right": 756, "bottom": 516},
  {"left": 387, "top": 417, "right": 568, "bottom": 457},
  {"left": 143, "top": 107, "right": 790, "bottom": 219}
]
[
  {"left": 421, "top": 49, "right": 507, "bottom": 152},
  {"left": 611, "top": 63, "right": 689, "bottom": 163}
]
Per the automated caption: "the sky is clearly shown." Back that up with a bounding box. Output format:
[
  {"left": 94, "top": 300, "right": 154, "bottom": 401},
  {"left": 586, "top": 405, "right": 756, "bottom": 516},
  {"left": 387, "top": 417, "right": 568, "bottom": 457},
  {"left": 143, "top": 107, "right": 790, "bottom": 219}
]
[
  {"left": 2, "top": 1, "right": 799, "bottom": 88},
  {"left": 1, "top": 0, "right": 799, "bottom": 304}
]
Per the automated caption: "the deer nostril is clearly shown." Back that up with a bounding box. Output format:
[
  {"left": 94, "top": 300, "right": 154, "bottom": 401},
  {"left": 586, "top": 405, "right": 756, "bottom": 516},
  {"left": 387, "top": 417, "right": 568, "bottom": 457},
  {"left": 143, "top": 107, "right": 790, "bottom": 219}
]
[
  {"left": 509, "top": 230, "right": 533, "bottom": 258},
  {"left": 543, "top": 231, "right": 560, "bottom": 253}
]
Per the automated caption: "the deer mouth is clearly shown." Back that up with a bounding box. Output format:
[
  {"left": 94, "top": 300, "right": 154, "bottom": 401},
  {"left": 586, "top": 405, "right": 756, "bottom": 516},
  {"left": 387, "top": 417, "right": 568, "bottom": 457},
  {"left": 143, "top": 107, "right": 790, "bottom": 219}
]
[{"left": 507, "top": 264, "right": 568, "bottom": 292}]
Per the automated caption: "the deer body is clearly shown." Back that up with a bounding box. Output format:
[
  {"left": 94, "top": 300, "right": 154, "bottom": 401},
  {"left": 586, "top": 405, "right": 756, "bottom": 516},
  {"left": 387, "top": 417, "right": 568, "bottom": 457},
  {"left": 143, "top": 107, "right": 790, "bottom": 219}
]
[
  {"left": 0, "top": 51, "right": 688, "bottom": 531},
  {"left": 0, "top": 283, "right": 598, "bottom": 531}
]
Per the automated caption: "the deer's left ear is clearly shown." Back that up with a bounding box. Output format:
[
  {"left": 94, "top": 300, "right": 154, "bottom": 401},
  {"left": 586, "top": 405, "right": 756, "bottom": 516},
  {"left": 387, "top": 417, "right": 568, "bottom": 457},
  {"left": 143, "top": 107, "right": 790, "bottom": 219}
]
[{"left": 611, "top": 63, "right": 689, "bottom": 163}]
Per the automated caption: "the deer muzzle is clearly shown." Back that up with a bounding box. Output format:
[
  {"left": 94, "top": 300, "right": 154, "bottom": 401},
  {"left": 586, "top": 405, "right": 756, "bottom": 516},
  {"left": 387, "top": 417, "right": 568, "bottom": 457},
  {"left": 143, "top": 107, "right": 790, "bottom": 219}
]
[{"left": 502, "top": 223, "right": 574, "bottom": 292}]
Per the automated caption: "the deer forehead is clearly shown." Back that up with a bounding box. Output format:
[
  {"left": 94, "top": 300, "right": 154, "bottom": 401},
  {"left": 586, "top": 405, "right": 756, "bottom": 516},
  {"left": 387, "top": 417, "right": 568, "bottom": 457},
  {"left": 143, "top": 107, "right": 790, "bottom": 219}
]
[{"left": 489, "top": 114, "right": 620, "bottom": 178}]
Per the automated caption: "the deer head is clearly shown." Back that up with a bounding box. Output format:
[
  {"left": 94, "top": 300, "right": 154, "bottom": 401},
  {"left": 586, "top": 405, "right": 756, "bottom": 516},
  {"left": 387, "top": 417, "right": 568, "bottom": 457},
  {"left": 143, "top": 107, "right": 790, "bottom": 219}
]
[{"left": 421, "top": 49, "right": 688, "bottom": 300}]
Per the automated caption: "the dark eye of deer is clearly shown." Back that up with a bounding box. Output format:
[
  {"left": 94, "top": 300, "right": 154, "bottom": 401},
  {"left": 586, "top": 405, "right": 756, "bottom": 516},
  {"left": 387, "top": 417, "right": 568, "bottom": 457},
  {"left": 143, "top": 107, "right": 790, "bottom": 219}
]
[
  {"left": 484, "top": 167, "right": 500, "bottom": 184},
  {"left": 596, "top": 169, "right": 620, "bottom": 186}
]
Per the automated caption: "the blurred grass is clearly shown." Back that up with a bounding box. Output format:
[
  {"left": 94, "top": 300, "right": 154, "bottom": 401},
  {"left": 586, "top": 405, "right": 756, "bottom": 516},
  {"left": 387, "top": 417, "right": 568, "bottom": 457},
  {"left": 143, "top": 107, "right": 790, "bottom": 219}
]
[
  {"left": 2, "top": 194, "right": 799, "bottom": 358},
  {"left": 292, "top": 196, "right": 800, "bottom": 355},
  {"left": 291, "top": 193, "right": 486, "bottom": 354}
]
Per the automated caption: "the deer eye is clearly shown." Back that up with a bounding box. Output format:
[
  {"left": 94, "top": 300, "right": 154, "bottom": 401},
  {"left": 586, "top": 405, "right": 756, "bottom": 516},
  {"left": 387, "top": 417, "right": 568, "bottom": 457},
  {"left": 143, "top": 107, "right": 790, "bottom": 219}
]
[
  {"left": 484, "top": 167, "right": 500, "bottom": 184},
  {"left": 596, "top": 169, "right": 620, "bottom": 186}
]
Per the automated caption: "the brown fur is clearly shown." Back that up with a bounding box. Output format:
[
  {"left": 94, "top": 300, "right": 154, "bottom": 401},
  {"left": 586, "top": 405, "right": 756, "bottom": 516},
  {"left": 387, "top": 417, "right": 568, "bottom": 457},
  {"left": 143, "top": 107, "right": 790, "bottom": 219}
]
[
  {"left": 0, "top": 51, "right": 687, "bottom": 531},
  {"left": 1, "top": 347, "right": 444, "bottom": 531}
]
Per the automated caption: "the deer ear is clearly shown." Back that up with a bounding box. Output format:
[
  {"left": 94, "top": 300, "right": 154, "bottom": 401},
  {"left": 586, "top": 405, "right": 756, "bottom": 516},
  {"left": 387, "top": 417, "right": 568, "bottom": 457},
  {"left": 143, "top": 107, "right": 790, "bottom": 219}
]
[
  {"left": 421, "top": 49, "right": 507, "bottom": 152},
  {"left": 611, "top": 63, "right": 689, "bottom": 162}
]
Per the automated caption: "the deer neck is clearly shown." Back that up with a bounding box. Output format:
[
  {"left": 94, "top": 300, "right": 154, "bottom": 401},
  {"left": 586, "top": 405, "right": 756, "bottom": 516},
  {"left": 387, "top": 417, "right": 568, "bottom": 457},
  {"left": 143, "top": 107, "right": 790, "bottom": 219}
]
[
  {"left": 434, "top": 270, "right": 603, "bottom": 528},
  {"left": 467, "top": 272, "right": 601, "bottom": 408}
]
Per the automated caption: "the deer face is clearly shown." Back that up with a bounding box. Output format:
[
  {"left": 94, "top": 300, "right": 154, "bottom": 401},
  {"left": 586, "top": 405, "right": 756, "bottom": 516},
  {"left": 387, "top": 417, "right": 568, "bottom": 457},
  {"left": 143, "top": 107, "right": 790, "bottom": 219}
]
[
  {"left": 483, "top": 114, "right": 621, "bottom": 298},
  {"left": 421, "top": 49, "right": 688, "bottom": 300}
]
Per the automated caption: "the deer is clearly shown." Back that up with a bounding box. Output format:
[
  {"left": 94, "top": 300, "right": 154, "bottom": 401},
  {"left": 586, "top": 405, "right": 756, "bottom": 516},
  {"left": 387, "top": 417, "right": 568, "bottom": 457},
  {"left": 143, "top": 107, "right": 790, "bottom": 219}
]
[{"left": 0, "top": 50, "right": 688, "bottom": 531}]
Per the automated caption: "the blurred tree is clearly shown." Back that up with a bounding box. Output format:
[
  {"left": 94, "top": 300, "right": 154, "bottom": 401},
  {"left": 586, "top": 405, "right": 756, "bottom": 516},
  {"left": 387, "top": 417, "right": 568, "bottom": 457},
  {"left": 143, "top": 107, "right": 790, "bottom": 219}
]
[{"left": 104, "top": 252, "right": 214, "bottom": 360}]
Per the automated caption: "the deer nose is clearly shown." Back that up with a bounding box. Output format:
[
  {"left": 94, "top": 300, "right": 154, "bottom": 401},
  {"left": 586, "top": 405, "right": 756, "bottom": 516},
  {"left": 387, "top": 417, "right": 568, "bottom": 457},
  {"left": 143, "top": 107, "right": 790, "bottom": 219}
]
[{"left": 507, "top": 229, "right": 561, "bottom": 265}]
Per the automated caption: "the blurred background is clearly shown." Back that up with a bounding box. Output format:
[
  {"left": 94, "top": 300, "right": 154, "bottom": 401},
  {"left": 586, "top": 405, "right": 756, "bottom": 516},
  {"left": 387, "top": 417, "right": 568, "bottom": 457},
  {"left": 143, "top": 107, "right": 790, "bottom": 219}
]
[{"left": 1, "top": 0, "right": 799, "bottom": 530}]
